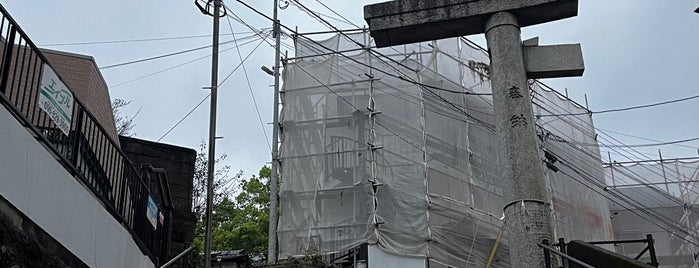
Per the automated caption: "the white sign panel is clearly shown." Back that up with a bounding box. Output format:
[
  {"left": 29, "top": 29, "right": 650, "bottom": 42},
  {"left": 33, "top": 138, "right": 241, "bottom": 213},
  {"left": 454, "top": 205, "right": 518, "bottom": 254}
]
[
  {"left": 147, "top": 195, "right": 158, "bottom": 229},
  {"left": 38, "top": 64, "right": 73, "bottom": 136}
]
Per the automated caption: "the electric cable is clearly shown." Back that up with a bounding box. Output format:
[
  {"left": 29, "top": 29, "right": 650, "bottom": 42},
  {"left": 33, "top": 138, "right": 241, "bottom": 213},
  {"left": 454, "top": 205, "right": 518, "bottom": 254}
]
[
  {"left": 225, "top": 13, "right": 272, "bottom": 152},
  {"left": 156, "top": 36, "right": 268, "bottom": 142},
  {"left": 533, "top": 89, "right": 699, "bottom": 204},
  {"left": 109, "top": 35, "right": 264, "bottom": 88},
  {"left": 300, "top": 0, "right": 697, "bottom": 213},
  {"left": 218, "top": 32, "right": 270, "bottom": 86},
  {"left": 530, "top": 82, "right": 698, "bottom": 215},
  {"left": 539, "top": 93, "right": 699, "bottom": 117},
  {"left": 555, "top": 164, "right": 699, "bottom": 248},
  {"left": 290, "top": 58, "right": 502, "bottom": 223},
  {"left": 597, "top": 127, "right": 699, "bottom": 150},
  {"left": 311, "top": 0, "right": 361, "bottom": 28},
  {"left": 279, "top": 0, "right": 496, "bottom": 131},
  {"left": 157, "top": 94, "right": 210, "bottom": 142},
  {"left": 228, "top": 0, "right": 492, "bottom": 103},
  {"left": 560, "top": 137, "right": 699, "bottom": 148},
  {"left": 39, "top": 32, "right": 253, "bottom": 47},
  {"left": 233, "top": 0, "right": 699, "bottom": 251},
  {"left": 99, "top": 34, "right": 257, "bottom": 70},
  {"left": 534, "top": 90, "right": 690, "bottom": 186},
  {"left": 549, "top": 145, "right": 695, "bottom": 235},
  {"left": 538, "top": 91, "right": 694, "bottom": 187}
]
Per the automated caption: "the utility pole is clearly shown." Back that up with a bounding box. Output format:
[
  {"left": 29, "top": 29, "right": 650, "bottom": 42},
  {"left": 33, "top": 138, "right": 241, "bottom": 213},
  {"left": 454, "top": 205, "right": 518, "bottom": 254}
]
[
  {"left": 267, "top": 0, "right": 282, "bottom": 264},
  {"left": 195, "top": 0, "right": 223, "bottom": 267},
  {"left": 364, "top": 1, "right": 585, "bottom": 267}
]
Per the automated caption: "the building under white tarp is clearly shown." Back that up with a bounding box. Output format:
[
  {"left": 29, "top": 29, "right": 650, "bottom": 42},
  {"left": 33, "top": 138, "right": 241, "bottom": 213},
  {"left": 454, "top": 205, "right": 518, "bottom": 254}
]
[
  {"left": 605, "top": 160, "right": 699, "bottom": 267},
  {"left": 277, "top": 32, "right": 614, "bottom": 267}
]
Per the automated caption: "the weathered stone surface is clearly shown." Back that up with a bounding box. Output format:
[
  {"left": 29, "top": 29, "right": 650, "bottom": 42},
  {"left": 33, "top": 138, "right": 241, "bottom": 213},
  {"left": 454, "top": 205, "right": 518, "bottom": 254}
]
[
  {"left": 523, "top": 44, "right": 584, "bottom": 79},
  {"left": 486, "top": 12, "right": 556, "bottom": 268},
  {"left": 365, "top": 0, "right": 578, "bottom": 47}
]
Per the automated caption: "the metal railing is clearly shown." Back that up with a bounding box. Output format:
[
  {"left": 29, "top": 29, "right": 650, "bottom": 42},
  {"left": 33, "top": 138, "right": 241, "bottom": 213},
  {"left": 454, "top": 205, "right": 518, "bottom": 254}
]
[
  {"left": 0, "top": 4, "right": 170, "bottom": 264},
  {"left": 543, "top": 235, "right": 660, "bottom": 268},
  {"left": 539, "top": 239, "right": 595, "bottom": 268}
]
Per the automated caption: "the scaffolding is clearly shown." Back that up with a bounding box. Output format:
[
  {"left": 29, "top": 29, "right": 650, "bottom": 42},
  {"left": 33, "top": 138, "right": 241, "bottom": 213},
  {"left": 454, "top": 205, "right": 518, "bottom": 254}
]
[
  {"left": 606, "top": 159, "right": 699, "bottom": 267},
  {"left": 278, "top": 32, "right": 614, "bottom": 267}
]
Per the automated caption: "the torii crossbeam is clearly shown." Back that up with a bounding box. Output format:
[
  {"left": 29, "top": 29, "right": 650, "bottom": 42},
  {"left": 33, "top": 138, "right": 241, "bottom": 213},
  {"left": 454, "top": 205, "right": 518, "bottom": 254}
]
[{"left": 365, "top": 1, "right": 585, "bottom": 267}]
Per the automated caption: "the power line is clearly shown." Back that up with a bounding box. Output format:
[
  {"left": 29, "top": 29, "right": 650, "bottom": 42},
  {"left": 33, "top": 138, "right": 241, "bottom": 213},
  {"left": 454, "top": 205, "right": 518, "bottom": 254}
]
[
  {"left": 224, "top": 13, "right": 272, "bottom": 152},
  {"left": 597, "top": 127, "right": 699, "bottom": 150},
  {"left": 156, "top": 36, "right": 268, "bottom": 142},
  {"left": 545, "top": 144, "right": 697, "bottom": 241},
  {"left": 533, "top": 87, "right": 699, "bottom": 201},
  {"left": 99, "top": 35, "right": 257, "bottom": 70},
  {"left": 267, "top": 0, "right": 496, "bottom": 130},
  {"left": 555, "top": 161, "right": 699, "bottom": 248},
  {"left": 555, "top": 136, "right": 699, "bottom": 148},
  {"left": 218, "top": 32, "right": 270, "bottom": 86},
  {"left": 157, "top": 94, "right": 211, "bottom": 142},
  {"left": 39, "top": 32, "right": 253, "bottom": 47},
  {"left": 539, "top": 93, "right": 699, "bottom": 117},
  {"left": 290, "top": 0, "right": 696, "bottom": 202},
  {"left": 540, "top": 120, "right": 699, "bottom": 225},
  {"left": 283, "top": 18, "right": 697, "bottom": 249},
  {"left": 230, "top": 0, "right": 487, "bottom": 99},
  {"left": 311, "top": 0, "right": 361, "bottom": 28},
  {"left": 530, "top": 81, "right": 699, "bottom": 208},
  {"left": 100, "top": 43, "right": 220, "bottom": 70},
  {"left": 109, "top": 35, "right": 263, "bottom": 88},
  {"left": 261, "top": 0, "right": 699, "bottom": 251},
  {"left": 290, "top": 56, "right": 502, "bottom": 223}
]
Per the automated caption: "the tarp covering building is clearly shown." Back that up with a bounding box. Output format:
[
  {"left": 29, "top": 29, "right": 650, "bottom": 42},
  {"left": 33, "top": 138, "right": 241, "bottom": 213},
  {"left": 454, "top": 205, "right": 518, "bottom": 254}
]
[
  {"left": 278, "top": 32, "right": 614, "bottom": 267},
  {"left": 605, "top": 160, "right": 699, "bottom": 267}
]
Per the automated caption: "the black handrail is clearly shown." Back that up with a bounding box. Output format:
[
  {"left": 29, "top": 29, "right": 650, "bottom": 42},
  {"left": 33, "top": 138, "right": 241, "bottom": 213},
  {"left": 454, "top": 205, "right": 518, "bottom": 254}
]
[
  {"left": 0, "top": 4, "right": 170, "bottom": 263},
  {"left": 539, "top": 239, "right": 595, "bottom": 268}
]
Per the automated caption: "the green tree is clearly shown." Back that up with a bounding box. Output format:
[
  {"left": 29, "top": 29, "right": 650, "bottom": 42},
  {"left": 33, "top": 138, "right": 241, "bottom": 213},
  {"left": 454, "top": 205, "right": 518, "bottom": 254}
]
[
  {"left": 191, "top": 142, "right": 242, "bottom": 267},
  {"left": 193, "top": 166, "right": 271, "bottom": 266}
]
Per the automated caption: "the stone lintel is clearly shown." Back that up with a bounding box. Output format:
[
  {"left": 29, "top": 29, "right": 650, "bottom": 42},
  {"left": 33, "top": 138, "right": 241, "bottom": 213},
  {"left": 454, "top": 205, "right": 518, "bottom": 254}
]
[
  {"left": 523, "top": 44, "right": 584, "bottom": 79},
  {"left": 364, "top": 0, "right": 578, "bottom": 47}
]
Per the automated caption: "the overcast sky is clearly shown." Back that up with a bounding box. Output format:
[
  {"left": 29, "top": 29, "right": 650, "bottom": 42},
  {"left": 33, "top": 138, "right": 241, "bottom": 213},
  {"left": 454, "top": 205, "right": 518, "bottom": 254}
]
[{"left": 2, "top": 1, "right": 698, "bottom": 178}]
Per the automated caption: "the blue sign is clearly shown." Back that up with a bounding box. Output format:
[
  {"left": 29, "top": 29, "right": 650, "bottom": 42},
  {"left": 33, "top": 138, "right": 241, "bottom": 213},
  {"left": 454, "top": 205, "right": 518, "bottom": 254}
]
[{"left": 147, "top": 196, "right": 158, "bottom": 229}]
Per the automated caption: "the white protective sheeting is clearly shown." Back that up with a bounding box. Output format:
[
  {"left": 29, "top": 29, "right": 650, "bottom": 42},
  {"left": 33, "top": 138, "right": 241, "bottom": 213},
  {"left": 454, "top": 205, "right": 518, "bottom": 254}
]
[
  {"left": 605, "top": 160, "right": 699, "bottom": 267},
  {"left": 278, "top": 32, "right": 613, "bottom": 267}
]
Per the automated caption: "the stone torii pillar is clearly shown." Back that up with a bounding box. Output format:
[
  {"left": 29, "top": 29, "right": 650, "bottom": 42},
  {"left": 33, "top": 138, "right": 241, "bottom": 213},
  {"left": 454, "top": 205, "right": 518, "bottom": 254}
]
[{"left": 364, "top": 1, "right": 584, "bottom": 267}]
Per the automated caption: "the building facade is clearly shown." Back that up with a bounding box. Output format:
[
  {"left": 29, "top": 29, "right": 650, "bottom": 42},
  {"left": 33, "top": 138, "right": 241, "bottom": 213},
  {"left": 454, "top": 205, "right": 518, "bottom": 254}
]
[{"left": 277, "top": 32, "right": 614, "bottom": 267}]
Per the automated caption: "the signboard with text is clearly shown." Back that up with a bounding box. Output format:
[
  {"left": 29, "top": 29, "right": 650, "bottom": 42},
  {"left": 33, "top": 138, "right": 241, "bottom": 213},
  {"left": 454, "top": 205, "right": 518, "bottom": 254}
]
[
  {"left": 147, "top": 195, "right": 158, "bottom": 229},
  {"left": 38, "top": 64, "right": 74, "bottom": 136}
]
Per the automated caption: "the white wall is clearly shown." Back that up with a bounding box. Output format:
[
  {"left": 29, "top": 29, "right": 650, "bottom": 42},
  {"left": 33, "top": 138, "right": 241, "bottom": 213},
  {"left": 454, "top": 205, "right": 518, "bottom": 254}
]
[
  {"left": 0, "top": 106, "right": 154, "bottom": 268},
  {"left": 368, "top": 244, "right": 426, "bottom": 268}
]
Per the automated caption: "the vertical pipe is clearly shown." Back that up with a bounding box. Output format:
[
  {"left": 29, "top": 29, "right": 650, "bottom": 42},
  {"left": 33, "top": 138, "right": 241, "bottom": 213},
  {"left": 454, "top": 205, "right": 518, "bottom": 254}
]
[
  {"left": 204, "top": 1, "right": 221, "bottom": 267},
  {"left": 485, "top": 12, "right": 555, "bottom": 268},
  {"left": 542, "top": 239, "right": 552, "bottom": 268},
  {"left": 609, "top": 152, "right": 615, "bottom": 187},
  {"left": 647, "top": 234, "right": 659, "bottom": 267},
  {"left": 0, "top": 26, "right": 16, "bottom": 95},
  {"left": 267, "top": 0, "right": 281, "bottom": 263},
  {"left": 71, "top": 106, "right": 84, "bottom": 167},
  {"left": 659, "top": 149, "right": 670, "bottom": 194}
]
